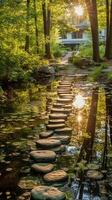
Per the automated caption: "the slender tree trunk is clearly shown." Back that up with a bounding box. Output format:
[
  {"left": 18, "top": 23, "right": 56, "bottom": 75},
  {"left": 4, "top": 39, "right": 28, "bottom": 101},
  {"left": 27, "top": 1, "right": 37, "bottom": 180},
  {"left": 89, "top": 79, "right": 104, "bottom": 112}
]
[
  {"left": 42, "top": 0, "right": 51, "bottom": 59},
  {"left": 25, "top": 0, "right": 30, "bottom": 53},
  {"left": 33, "top": 0, "right": 39, "bottom": 53},
  {"left": 85, "top": 0, "right": 100, "bottom": 62},
  {"left": 105, "top": 0, "right": 110, "bottom": 58},
  {"left": 105, "top": 0, "right": 112, "bottom": 59}
]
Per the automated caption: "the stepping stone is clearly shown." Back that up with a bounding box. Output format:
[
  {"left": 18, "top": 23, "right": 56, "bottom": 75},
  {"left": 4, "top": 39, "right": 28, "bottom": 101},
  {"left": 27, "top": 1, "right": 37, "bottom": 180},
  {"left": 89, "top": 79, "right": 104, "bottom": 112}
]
[
  {"left": 57, "top": 98, "right": 72, "bottom": 104},
  {"left": 49, "top": 113, "right": 67, "bottom": 119},
  {"left": 49, "top": 119, "right": 65, "bottom": 124},
  {"left": 36, "top": 139, "right": 61, "bottom": 149},
  {"left": 59, "top": 81, "right": 72, "bottom": 85},
  {"left": 58, "top": 86, "right": 71, "bottom": 90},
  {"left": 51, "top": 108, "right": 71, "bottom": 114},
  {"left": 31, "top": 163, "right": 54, "bottom": 173},
  {"left": 49, "top": 135, "right": 70, "bottom": 144},
  {"left": 57, "top": 89, "right": 72, "bottom": 94},
  {"left": 59, "top": 94, "right": 74, "bottom": 99},
  {"left": 53, "top": 103, "right": 72, "bottom": 110},
  {"left": 31, "top": 186, "right": 66, "bottom": 200},
  {"left": 54, "top": 127, "right": 72, "bottom": 135},
  {"left": 43, "top": 170, "right": 68, "bottom": 184},
  {"left": 46, "top": 124, "right": 65, "bottom": 130},
  {"left": 39, "top": 131, "right": 53, "bottom": 139},
  {"left": 30, "top": 150, "right": 56, "bottom": 162}
]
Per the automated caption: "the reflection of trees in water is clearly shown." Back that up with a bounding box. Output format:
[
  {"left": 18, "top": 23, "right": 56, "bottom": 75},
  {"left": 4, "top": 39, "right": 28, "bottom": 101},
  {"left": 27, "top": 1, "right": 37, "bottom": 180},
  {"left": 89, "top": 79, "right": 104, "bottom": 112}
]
[
  {"left": 105, "top": 86, "right": 112, "bottom": 144},
  {"left": 78, "top": 87, "right": 99, "bottom": 162}
]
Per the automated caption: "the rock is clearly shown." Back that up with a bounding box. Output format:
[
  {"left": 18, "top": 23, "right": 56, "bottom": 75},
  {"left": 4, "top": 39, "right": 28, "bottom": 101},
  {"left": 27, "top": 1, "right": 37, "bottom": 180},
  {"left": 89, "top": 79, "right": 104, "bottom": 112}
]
[
  {"left": 49, "top": 114, "right": 67, "bottom": 119},
  {"left": 58, "top": 86, "right": 71, "bottom": 90},
  {"left": 49, "top": 135, "right": 70, "bottom": 144},
  {"left": 36, "top": 139, "right": 61, "bottom": 149},
  {"left": 30, "top": 150, "right": 56, "bottom": 162},
  {"left": 59, "top": 94, "right": 73, "bottom": 99},
  {"left": 31, "top": 186, "right": 66, "bottom": 200},
  {"left": 57, "top": 98, "right": 72, "bottom": 104},
  {"left": 39, "top": 131, "right": 53, "bottom": 139},
  {"left": 43, "top": 170, "right": 68, "bottom": 184},
  {"left": 31, "top": 163, "right": 54, "bottom": 173},
  {"left": 46, "top": 124, "right": 65, "bottom": 130},
  {"left": 54, "top": 127, "right": 72, "bottom": 135},
  {"left": 33, "top": 66, "right": 55, "bottom": 80},
  {"left": 53, "top": 103, "right": 72, "bottom": 109},
  {"left": 51, "top": 108, "right": 71, "bottom": 114},
  {"left": 18, "top": 178, "right": 37, "bottom": 190},
  {"left": 57, "top": 89, "right": 72, "bottom": 94},
  {"left": 86, "top": 170, "right": 103, "bottom": 180},
  {"left": 49, "top": 119, "right": 65, "bottom": 124}
]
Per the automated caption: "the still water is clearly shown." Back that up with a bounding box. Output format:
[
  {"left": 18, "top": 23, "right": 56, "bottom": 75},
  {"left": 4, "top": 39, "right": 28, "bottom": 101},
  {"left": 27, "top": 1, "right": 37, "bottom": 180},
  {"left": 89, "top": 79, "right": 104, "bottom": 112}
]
[{"left": 0, "top": 75, "right": 112, "bottom": 200}]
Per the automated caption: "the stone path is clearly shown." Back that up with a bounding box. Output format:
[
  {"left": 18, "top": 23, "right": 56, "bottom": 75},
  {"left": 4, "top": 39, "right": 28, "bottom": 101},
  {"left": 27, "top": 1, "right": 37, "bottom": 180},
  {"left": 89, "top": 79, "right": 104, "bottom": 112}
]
[{"left": 30, "top": 74, "right": 75, "bottom": 199}]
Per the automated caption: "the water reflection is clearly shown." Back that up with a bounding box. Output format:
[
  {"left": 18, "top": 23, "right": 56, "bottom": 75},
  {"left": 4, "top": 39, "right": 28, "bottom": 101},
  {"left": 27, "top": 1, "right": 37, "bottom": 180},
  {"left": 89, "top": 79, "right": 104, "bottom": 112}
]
[{"left": 73, "top": 94, "right": 85, "bottom": 109}]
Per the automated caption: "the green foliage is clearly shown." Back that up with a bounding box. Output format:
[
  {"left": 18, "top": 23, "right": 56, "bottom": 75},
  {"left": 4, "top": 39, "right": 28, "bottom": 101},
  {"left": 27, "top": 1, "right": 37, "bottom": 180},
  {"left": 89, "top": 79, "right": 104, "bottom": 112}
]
[{"left": 88, "top": 64, "right": 105, "bottom": 81}]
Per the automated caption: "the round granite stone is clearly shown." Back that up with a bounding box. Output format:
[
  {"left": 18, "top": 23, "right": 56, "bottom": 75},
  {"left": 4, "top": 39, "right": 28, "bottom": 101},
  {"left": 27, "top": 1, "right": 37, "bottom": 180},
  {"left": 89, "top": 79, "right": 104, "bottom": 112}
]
[
  {"left": 31, "top": 163, "right": 54, "bottom": 173},
  {"left": 43, "top": 170, "right": 68, "bottom": 184},
  {"left": 36, "top": 139, "right": 61, "bottom": 149},
  {"left": 30, "top": 150, "right": 56, "bottom": 162},
  {"left": 31, "top": 186, "right": 66, "bottom": 200},
  {"left": 39, "top": 131, "right": 53, "bottom": 139},
  {"left": 46, "top": 124, "right": 65, "bottom": 130},
  {"left": 49, "top": 114, "right": 67, "bottom": 120},
  {"left": 49, "top": 119, "right": 65, "bottom": 124}
]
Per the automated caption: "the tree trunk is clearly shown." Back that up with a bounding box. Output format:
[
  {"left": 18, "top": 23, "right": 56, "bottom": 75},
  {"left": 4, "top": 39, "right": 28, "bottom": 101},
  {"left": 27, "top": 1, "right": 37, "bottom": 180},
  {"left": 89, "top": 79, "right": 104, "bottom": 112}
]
[
  {"left": 42, "top": 0, "right": 51, "bottom": 59},
  {"left": 105, "top": 0, "right": 110, "bottom": 58},
  {"left": 25, "top": 0, "right": 30, "bottom": 53},
  {"left": 33, "top": 0, "right": 39, "bottom": 53},
  {"left": 85, "top": 0, "right": 100, "bottom": 62},
  {"left": 105, "top": 0, "right": 112, "bottom": 59}
]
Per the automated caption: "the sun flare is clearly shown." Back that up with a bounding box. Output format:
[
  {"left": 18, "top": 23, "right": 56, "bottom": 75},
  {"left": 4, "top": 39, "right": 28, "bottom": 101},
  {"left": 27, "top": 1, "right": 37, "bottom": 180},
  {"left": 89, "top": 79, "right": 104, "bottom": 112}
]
[
  {"left": 73, "top": 94, "right": 85, "bottom": 109},
  {"left": 75, "top": 5, "right": 84, "bottom": 16}
]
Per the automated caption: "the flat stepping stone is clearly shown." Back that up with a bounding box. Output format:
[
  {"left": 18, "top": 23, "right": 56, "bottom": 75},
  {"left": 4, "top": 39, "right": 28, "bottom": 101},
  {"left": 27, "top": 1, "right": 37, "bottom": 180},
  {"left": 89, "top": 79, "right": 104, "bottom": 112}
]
[
  {"left": 54, "top": 127, "right": 72, "bottom": 135},
  {"left": 59, "top": 94, "right": 74, "bottom": 99},
  {"left": 31, "top": 186, "right": 66, "bottom": 200},
  {"left": 59, "top": 81, "right": 72, "bottom": 85},
  {"left": 30, "top": 150, "right": 56, "bottom": 162},
  {"left": 39, "top": 131, "right": 53, "bottom": 139},
  {"left": 36, "top": 139, "right": 61, "bottom": 149},
  {"left": 49, "top": 119, "right": 65, "bottom": 124},
  {"left": 57, "top": 98, "right": 72, "bottom": 104},
  {"left": 57, "top": 89, "right": 72, "bottom": 94},
  {"left": 53, "top": 103, "right": 72, "bottom": 109},
  {"left": 49, "top": 135, "right": 70, "bottom": 144},
  {"left": 51, "top": 108, "right": 71, "bottom": 114},
  {"left": 31, "top": 163, "right": 54, "bottom": 173},
  {"left": 43, "top": 170, "right": 68, "bottom": 184},
  {"left": 58, "top": 86, "right": 71, "bottom": 90},
  {"left": 49, "top": 113, "right": 67, "bottom": 119},
  {"left": 46, "top": 124, "right": 65, "bottom": 130}
]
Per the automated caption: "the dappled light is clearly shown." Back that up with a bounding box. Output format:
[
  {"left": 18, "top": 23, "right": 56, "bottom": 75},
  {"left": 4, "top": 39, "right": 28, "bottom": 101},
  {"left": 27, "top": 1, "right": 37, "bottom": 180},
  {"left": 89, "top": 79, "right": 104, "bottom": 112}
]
[{"left": 73, "top": 94, "right": 85, "bottom": 109}]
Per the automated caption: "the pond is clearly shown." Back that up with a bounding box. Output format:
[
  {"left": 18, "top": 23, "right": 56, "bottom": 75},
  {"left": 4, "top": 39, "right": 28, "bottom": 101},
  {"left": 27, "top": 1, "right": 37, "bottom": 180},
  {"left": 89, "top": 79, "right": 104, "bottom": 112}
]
[{"left": 0, "top": 72, "right": 112, "bottom": 200}]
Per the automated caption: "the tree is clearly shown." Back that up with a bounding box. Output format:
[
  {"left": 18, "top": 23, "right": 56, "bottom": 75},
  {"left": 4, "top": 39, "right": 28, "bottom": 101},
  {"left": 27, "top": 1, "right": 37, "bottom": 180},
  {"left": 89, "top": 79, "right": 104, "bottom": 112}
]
[
  {"left": 25, "top": 0, "right": 30, "bottom": 53},
  {"left": 33, "top": 0, "right": 39, "bottom": 53},
  {"left": 42, "top": 0, "right": 51, "bottom": 59},
  {"left": 105, "top": 0, "right": 112, "bottom": 59},
  {"left": 85, "top": 0, "right": 100, "bottom": 62}
]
